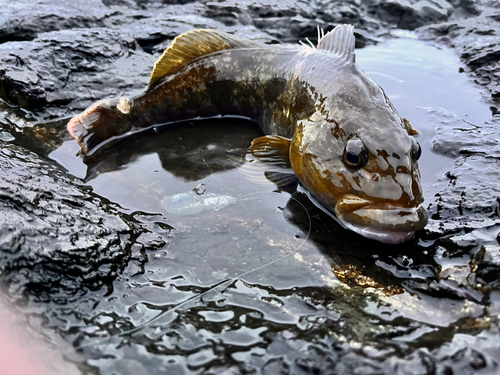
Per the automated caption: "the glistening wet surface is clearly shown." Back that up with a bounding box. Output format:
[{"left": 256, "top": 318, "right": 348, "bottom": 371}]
[{"left": 11, "top": 33, "right": 500, "bottom": 373}]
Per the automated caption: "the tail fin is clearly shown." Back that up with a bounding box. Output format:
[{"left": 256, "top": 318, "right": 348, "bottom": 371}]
[{"left": 67, "top": 99, "right": 126, "bottom": 155}]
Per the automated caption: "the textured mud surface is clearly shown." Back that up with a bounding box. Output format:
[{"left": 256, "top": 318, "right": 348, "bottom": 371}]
[{"left": 0, "top": 0, "right": 500, "bottom": 374}]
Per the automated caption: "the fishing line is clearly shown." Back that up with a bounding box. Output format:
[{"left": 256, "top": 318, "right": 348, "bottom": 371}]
[{"left": 74, "top": 190, "right": 312, "bottom": 350}]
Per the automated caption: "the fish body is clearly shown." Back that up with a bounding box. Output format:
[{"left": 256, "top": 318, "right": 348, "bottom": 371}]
[{"left": 68, "top": 25, "right": 427, "bottom": 244}]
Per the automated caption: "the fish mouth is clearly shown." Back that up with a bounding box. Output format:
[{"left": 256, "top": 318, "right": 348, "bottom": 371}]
[{"left": 334, "top": 194, "right": 428, "bottom": 245}]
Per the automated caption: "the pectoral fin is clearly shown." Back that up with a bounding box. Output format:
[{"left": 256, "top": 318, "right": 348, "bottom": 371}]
[
  {"left": 249, "top": 135, "right": 292, "bottom": 168},
  {"left": 229, "top": 135, "right": 299, "bottom": 189}
]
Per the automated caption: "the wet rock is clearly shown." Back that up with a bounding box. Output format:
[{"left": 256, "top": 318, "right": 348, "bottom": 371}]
[
  {"left": 115, "top": 11, "right": 276, "bottom": 54},
  {"left": 98, "top": 359, "right": 149, "bottom": 375},
  {"left": 370, "top": 0, "right": 452, "bottom": 30},
  {"left": 204, "top": 0, "right": 460, "bottom": 42},
  {"left": 0, "top": 28, "right": 153, "bottom": 119},
  {"left": 427, "top": 154, "right": 500, "bottom": 231},
  {"left": 418, "top": 8, "right": 500, "bottom": 100},
  {"left": 203, "top": 0, "right": 325, "bottom": 43},
  {"left": 0, "top": 141, "right": 137, "bottom": 301},
  {"left": 0, "top": 0, "right": 112, "bottom": 43},
  {"left": 474, "top": 246, "right": 500, "bottom": 290},
  {"left": 117, "top": 13, "right": 224, "bottom": 53},
  {"left": 383, "top": 335, "right": 500, "bottom": 374},
  {"left": 432, "top": 115, "right": 500, "bottom": 158},
  {"left": 203, "top": 1, "right": 255, "bottom": 28},
  {"left": 0, "top": 0, "right": 500, "bottom": 374},
  {"left": 427, "top": 129, "right": 500, "bottom": 293}
]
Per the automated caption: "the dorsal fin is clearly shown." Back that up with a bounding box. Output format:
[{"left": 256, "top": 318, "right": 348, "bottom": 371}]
[
  {"left": 149, "top": 29, "right": 261, "bottom": 88},
  {"left": 317, "top": 24, "right": 355, "bottom": 63}
]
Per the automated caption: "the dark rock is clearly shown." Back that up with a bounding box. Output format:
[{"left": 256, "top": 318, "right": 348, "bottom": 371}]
[
  {"left": 114, "top": 11, "right": 276, "bottom": 54},
  {"left": 203, "top": 0, "right": 324, "bottom": 43},
  {"left": 204, "top": 1, "right": 255, "bottom": 27},
  {"left": 425, "top": 139, "right": 500, "bottom": 292},
  {"left": 432, "top": 114, "right": 500, "bottom": 157},
  {"left": 426, "top": 154, "right": 500, "bottom": 233},
  {"left": 0, "top": 141, "right": 132, "bottom": 301},
  {"left": 418, "top": 9, "right": 500, "bottom": 101},
  {"left": 116, "top": 13, "right": 225, "bottom": 53},
  {"left": 476, "top": 261, "right": 500, "bottom": 289},
  {"left": 1, "top": 0, "right": 500, "bottom": 374},
  {"left": 369, "top": 0, "right": 452, "bottom": 30},
  {"left": 0, "top": 28, "right": 154, "bottom": 119},
  {"left": 0, "top": 0, "right": 112, "bottom": 43}
]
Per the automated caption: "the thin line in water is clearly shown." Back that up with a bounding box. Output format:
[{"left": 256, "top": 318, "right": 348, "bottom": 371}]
[{"left": 73, "top": 191, "right": 312, "bottom": 350}]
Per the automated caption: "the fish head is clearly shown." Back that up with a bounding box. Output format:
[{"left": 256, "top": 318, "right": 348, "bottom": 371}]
[
  {"left": 290, "top": 65, "right": 427, "bottom": 244},
  {"left": 67, "top": 97, "right": 133, "bottom": 154}
]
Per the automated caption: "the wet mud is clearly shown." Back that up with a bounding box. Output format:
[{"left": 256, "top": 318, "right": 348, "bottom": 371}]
[{"left": 1, "top": 0, "right": 500, "bottom": 374}]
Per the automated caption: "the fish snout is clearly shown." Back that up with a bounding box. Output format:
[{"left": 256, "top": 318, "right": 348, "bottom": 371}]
[{"left": 334, "top": 194, "right": 428, "bottom": 244}]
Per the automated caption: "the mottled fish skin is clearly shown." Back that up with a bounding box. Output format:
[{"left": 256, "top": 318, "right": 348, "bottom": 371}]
[
  {"left": 68, "top": 49, "right": 308, "bottom": 150},
  {"left": 68, "top": 25, "right": 427, "bottom": 244}
]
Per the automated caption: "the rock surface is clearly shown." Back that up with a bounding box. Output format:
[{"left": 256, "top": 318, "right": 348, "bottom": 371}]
[
  {"left": 418, "top": 0, "right": 500, "bottom": 100},
  {"left": 3, "top": 0, "right": 499, "bottom": 119},
  {"left": 0, "top": 0, "right": 499, "bottom": 374}
]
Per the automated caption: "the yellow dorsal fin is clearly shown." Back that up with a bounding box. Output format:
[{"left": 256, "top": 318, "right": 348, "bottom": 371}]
[{"left": 149, "top": 29, "right": 261, "bottom": 88}]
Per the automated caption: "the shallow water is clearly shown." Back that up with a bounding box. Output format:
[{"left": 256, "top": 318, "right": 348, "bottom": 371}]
[
  {"left": 24, "top": 33, "right": 500, "bottom": 373},
  {"left": 356, "top": 31, "right": 492, "bottom": 197}
]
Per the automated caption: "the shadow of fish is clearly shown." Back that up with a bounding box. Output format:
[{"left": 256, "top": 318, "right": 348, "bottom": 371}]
[{"left": 67, "top": 25, "right": 427, "bottom": 244}]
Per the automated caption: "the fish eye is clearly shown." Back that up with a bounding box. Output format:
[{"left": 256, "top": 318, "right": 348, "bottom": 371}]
[
  {"left": 411, "top": 138, "right": 422, "bottom": 162},
  {"left": 342, "top": 138, "right": 368, "bottom": 169}
]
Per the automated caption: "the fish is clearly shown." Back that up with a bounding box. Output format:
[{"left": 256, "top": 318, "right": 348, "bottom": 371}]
[{"left": 67, "top": 25, "right": 428, "bottom": 244}]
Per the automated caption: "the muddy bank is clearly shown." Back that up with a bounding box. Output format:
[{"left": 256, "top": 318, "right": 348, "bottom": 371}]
[{"left": 0, "top": 0, "right": 499, "bottom": 374}]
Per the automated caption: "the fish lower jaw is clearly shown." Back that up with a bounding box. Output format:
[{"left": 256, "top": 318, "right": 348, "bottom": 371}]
[
  {"left": 337, "top": 218, "right": 416, "bottom": 244},
  {"left": 334, "top": 204, "right": 428, "bottom": 244}
]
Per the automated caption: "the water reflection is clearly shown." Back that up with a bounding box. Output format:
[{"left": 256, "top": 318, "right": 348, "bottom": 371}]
[{"left": 82, "top": 118, "right": 264, "bottom": 183}]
